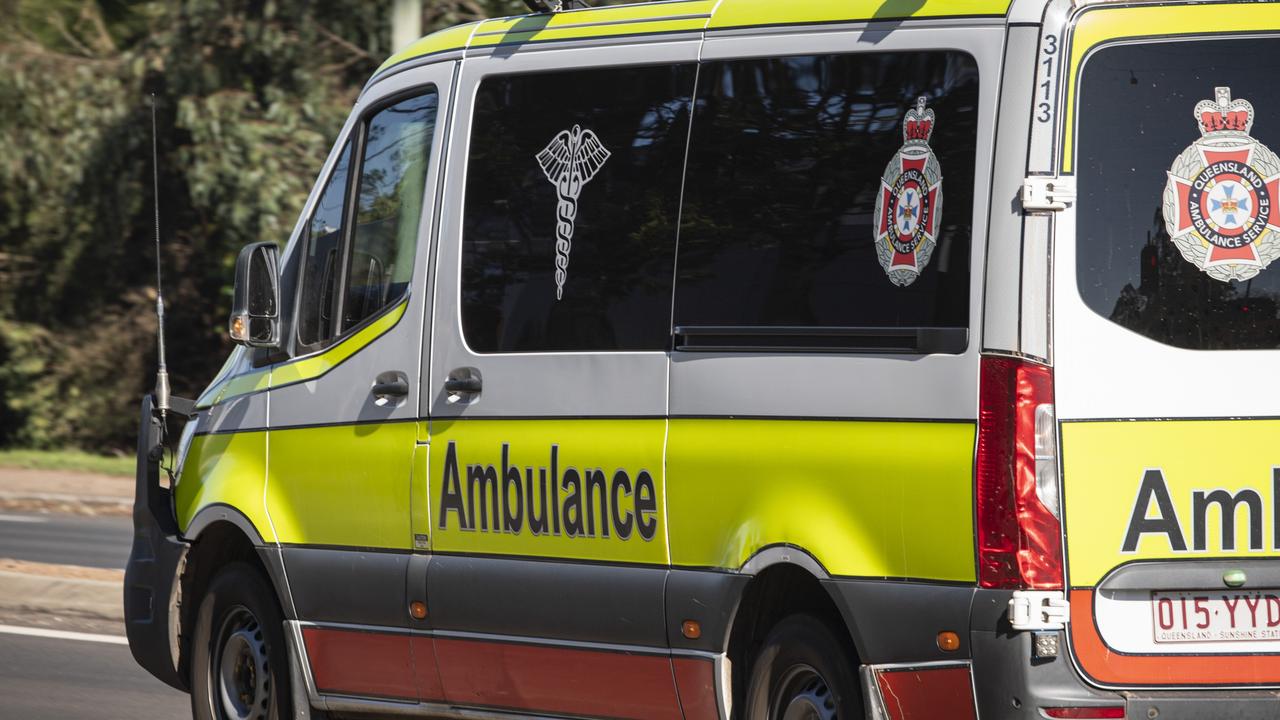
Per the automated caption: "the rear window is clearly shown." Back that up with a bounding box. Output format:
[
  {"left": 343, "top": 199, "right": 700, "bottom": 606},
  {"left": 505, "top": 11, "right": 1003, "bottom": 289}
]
[
  {"left": 1076, "top": 38, "right": 1280, "bottom": 350},
  {"left": 673, "top": 51, "right": 979, "bottom": 348}
]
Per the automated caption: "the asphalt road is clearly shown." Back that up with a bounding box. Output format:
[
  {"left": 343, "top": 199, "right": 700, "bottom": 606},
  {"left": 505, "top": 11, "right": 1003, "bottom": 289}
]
[
  {"left": 0, "top": 511, "right": 132, "bottom": 569},
  {"left": 0, "top": 632, "right": 188, "bottom": 719}
]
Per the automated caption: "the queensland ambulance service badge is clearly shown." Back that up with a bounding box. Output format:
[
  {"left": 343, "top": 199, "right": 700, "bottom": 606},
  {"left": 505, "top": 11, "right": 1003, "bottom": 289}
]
[
  {"left": 1162, "top": 87, "right": 1280, "bottom": 283},
  {"left": 875, "top": 96, "right": 943, "bottom": 287}
]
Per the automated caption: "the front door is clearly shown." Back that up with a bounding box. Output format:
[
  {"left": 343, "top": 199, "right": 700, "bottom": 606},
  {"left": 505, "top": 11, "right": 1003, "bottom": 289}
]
[
  {"left": 265, "top": 65, "right": 451, "bottom": 702},
  {"left": 422, "top": 40, "right": 697, "bottom": 718}
]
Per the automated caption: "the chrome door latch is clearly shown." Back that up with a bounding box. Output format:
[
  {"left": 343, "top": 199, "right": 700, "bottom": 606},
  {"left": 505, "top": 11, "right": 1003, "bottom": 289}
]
[
  {"left": 1008, "top": 590, "right": 1070, "bottom": 630},
  {"left": 1021, "top": 176, "right": 1076, "bottom": 212}
]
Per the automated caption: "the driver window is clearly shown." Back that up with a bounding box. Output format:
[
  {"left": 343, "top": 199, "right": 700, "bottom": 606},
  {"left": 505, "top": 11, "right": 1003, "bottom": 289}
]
[
  {"left": 343, "top": 91, "right": 439, "bottom": 331},
  {"left": 297, "top": 142, "right": 352, "bottom": 349},
  {"left": 293, "top": 86, "right": 438, "bottom": 353}
]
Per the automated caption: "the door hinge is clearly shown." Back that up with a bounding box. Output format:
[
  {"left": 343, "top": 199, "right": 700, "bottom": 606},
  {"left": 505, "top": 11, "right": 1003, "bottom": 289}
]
[
  {"left": 1008, "top": 590, "right": 1070, "bottom": 630},
  {"left": 1021, "top": 176, "right": 1076, "bottom": 212}
]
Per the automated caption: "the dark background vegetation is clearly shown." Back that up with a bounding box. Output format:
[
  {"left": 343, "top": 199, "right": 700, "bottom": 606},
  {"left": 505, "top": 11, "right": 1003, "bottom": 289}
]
[{"left": 0, "top": 0, "right": 557, "bottom": 453}]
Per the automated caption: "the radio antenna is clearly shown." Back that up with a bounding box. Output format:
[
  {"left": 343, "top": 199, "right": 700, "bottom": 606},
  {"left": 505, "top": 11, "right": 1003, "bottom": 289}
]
[{"left": 150, "top": 93, "right": 170, "bottom": 419}]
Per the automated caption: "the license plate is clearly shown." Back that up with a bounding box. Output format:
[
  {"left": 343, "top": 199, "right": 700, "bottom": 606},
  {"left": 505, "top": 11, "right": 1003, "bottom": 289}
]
[{"left": 1151, "top": 590, "right": 1280, "bottom": 643}]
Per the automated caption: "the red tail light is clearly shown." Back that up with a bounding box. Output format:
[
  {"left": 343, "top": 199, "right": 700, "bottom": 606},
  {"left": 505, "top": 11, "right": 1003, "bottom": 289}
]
[{"left": 976, "top": 355, "right": 1063, "bottom": 589}]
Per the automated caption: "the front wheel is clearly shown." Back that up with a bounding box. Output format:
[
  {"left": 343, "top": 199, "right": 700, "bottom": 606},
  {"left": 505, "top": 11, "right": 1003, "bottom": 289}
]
[
  {"left": 190, "top": 562, "right": 293, "bottom": 720},
  {"left": 744, "top": 614, "right": 863, "bottom": 720}
]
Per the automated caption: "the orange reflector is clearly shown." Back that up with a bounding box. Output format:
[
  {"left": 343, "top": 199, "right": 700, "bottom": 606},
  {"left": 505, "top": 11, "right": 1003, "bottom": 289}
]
[
  {"left": 936, "top": 631, "right": 960, "bottom": 652},
  {"left": 681, "top": 620, "right": 701, "bottom": 640},
  {"left": 409, "top": 601, "right": 427, "bottom": 620}
]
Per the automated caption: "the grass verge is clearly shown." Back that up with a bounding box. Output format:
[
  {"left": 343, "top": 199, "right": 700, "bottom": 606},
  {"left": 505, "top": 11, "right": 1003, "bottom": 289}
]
[{"left": 0, "top": 449, "right": 133, "bottom": 477}]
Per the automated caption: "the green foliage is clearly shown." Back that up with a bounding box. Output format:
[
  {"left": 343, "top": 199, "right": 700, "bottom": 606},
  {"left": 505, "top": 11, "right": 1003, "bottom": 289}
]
[{"left": 0, "top": 0, "right": 631, "bottom": 452}]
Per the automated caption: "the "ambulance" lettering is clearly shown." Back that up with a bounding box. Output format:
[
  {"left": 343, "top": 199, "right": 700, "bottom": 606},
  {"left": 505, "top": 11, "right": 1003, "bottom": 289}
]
[
  {"left": 437, "top": 441, "right": 658, "bottom": 541},
  {"left": 1122, "top": 469, "right": 1280, "bottom": 553}
]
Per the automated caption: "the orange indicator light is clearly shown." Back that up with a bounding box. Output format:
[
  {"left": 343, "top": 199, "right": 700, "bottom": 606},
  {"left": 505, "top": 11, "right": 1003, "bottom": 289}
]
[
  {"left": 409, "top": 601, "right": 428, "bottom": 620},
  {"left": 681, "top": 620, "right": 702, "bottom": 640},
  {"left": 936, "top": 631, "right": 960, "bottom": 652}
]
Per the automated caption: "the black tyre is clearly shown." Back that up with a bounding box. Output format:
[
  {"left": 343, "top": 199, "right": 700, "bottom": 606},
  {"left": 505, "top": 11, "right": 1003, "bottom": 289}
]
[
  {"left": 744, "top": 614, "right": 862, "bottom": 720},
  {"left": 190, "top": 562, "right": 293, "bottom": 720}
]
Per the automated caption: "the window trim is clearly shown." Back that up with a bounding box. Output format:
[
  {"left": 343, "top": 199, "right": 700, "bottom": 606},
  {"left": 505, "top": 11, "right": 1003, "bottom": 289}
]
[{"left": 291, "top": 83, "right": 440, "bottom": 359}]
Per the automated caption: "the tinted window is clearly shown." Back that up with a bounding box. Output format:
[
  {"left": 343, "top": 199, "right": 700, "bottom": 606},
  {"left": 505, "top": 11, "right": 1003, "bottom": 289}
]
[
  {"left": 461, "top": 64, "right": 696, "bottom": 353},
  {"left": 673, "top": 52, "right": 978, "bottom": 334},
  {"left": 1077, "top": 39, "right": 1280, "bottom": 350},
  {"left": 298, "top": 142, "right": 351, "bottom": 348},
  {"left": 344, "top": 91, "right": 438, "bottom": 331}
]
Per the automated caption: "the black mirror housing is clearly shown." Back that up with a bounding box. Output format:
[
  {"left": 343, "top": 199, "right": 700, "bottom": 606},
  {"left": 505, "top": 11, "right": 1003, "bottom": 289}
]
[{"left": 229, "top": 242, "right": 281, "bottom": 348}]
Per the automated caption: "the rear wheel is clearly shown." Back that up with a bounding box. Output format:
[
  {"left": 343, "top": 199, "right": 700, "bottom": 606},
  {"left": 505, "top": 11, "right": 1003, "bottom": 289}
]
[
  {"left": 190, "top": 562, "right": 292, "bottom": 720},
  {"left": 744, "top": 614, "right": 862, "bottom": 720}
]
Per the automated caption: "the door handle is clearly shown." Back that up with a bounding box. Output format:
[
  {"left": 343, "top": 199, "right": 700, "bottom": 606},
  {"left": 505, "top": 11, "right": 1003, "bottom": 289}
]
[
  {"left": 444, "top": 368, "right": 482, "bottom": 403},
  {"left": 371, "top": 371, "right": 409, "bottom": 405},
  {"left": 443, "top": 376, "right": 482, "bottom": 394},
  {"left": 372, "top": 379, "right": 409, "bottom": 397}
]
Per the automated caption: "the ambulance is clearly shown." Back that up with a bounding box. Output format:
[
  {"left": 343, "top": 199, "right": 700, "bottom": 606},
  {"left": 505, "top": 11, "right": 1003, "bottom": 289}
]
[{"left": 124, "top": 0, "right": 1280, "bottom": 718}]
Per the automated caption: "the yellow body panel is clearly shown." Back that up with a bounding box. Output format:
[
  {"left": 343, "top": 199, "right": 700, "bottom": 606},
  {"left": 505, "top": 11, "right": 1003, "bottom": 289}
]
[
  {"left": 176, "top": 430, "right": 275, "bottom": 542},
  {"left": 379, "top": 21, "right": 482, "bottom": 73},
  {"left": 1063, "top": 420, "right": 1280, "bottom": 587},
  {"left": 1062, "top": 3, "right": 1280, "bottom": 172},
  {"left": 667, "top": 419, "right": 976, "bottom": 580},
  {"left": 411, "top": 437, "right": 431, "bottom": 546},
  {"left": 182, "top": 416, "right": 976, "bottom": 585},
  {"left": 471, "top": 1, "right": 716, "bottom": 49},
  {"left": 265, "top": 421, "right": 417, "bottom": 549},
  {"left": 376, "top": 0, "right": 1012, "bottom": 76},
  {"left": 428, "top": 418, "right": 670, "bottom": 565},
  {"left": 706, "top": 0, "right": 1010, "bottom": 30}
]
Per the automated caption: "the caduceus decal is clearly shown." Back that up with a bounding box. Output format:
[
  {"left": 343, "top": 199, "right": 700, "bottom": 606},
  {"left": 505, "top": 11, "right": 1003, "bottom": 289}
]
[{"left": 536, "top": 124, "right": 611, "bottom": 300}]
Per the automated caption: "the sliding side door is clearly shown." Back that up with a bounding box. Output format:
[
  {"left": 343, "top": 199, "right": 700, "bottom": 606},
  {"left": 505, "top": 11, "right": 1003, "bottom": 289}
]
[{"left": 423, "top": 41, "right": 696, "bottom": 718}]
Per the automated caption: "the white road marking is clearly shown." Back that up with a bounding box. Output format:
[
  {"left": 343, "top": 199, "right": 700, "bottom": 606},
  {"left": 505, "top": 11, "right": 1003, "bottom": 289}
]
[
  {"left": 0, "top": 624, "right": 127, "bottom": 645},
  {"left": 0, "top": 514, "right": 48, "bottom": 523}
]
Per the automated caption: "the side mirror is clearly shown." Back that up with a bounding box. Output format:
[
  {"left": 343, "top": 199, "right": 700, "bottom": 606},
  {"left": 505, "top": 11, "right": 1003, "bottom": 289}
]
[{"left": 229, "top": 242, "right": 281, "bottom": 348}]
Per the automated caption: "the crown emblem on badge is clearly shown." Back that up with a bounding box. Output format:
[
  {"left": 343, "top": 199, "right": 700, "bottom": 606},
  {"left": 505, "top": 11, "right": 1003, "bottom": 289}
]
[
  {"left": 874, "top": 97, "right": 944, "bottom": 287},
  {"left": 903, "top": 98, "right": 936, "bottom": 144},
  {"left": 1196, "top": 86, "right": 1254, "bottom": 136},
  {"left": 1162, "top": 87, "right": 1280, "bottom": 283}
]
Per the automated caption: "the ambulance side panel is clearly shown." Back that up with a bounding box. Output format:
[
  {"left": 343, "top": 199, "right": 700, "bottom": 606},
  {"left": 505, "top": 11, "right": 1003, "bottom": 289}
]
[{"left": 666, "top": 20, "right": 1003, "bottom": 665}]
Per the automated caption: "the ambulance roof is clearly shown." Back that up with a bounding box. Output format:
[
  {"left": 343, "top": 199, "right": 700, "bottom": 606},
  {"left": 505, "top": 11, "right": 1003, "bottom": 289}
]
[{"left": 375, "top": 0, "right": 1015, "bottom": 77}]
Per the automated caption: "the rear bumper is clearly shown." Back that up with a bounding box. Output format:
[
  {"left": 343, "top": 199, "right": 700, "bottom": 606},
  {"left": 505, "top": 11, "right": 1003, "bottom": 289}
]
[
  {"left": 123, "top": 394, "right": 190, "bottom": 692},
  {"left": 970, "top": 589, "right": 1280, "bottom": 719}
]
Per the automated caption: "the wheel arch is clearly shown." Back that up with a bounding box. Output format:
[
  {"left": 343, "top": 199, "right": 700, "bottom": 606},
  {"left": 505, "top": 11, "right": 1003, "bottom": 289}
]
[
  {"left": 178, "top": 505, "right": 295, "bottom": 686},
  {"left": 722, "top": 546, "right": 864, "bottom": 717}
]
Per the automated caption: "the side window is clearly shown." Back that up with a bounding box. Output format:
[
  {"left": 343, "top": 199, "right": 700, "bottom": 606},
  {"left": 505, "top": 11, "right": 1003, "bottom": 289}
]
[
  {"left": 673, "top": 52, "right": 979, "bottom": 345},
  {"left": 298, "top": 142, "right": 352, "bottom": 349},
  {"left": 460, "top": 64, "right": 697, "bottom": 353},
  {"left": 294, "top": 87, "right": 438, "bottom": 352},
  {"left": 344, "top": 92, "right": 439, "bottom": 331}
]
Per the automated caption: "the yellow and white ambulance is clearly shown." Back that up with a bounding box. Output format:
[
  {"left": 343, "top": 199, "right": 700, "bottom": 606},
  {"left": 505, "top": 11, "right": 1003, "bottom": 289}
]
[{"left": 125, "top": 1, "right": 1280, "bottom": 718}]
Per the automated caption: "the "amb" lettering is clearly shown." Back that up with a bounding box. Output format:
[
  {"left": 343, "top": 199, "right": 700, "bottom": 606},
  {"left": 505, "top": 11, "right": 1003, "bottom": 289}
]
[{"left": 1122, "top": 469, "right": 1280, "bottom": 553}]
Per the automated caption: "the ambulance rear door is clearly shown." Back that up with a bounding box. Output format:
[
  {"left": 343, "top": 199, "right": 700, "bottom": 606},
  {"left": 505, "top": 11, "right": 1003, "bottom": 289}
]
[{"left": 1053, "top": 2, "right": 1280, "bottom": 689}]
